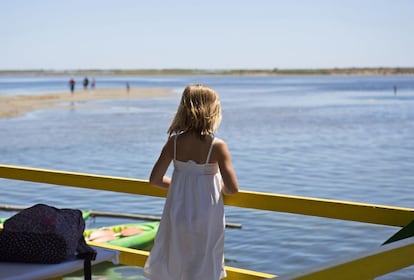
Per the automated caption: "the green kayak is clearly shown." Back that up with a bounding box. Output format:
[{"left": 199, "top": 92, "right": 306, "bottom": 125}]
[{"left": 84, "top": 222, "right": 159, "bottom": 250}]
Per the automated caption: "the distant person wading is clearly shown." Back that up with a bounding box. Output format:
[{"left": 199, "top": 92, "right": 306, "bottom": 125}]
[
  {"left": 83, "top": 77, "right": 89, "bottom": 90},
  {"left": 69, "top": 78, "right": 76, "bottom": 94}
]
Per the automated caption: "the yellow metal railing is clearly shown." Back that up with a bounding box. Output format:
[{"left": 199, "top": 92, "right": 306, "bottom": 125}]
[
  {"left": 88, "top": 241, "right": 276, "bottom": 280},
  {"left": 274, "top": 237, "right": 414, "bottom": 280},
  {"left": 1, "top": 164, "right": 414, "bottom": 279}
]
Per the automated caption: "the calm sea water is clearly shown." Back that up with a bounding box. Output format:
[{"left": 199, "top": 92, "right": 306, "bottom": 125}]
[{"left": 1, "top": 75, "right": 413, "bottom": 279}]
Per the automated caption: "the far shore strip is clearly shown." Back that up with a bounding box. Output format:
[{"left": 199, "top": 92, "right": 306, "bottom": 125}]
[{"left": 0, "top": 87, "right": 173, "bottom": 118}]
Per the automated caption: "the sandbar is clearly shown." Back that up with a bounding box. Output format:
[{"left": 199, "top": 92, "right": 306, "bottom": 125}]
[{"left": 0, "top": 87, "right": 173, "bottom": 118}]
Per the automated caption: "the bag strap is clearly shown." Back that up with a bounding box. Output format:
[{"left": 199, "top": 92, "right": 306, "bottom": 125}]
[
  {"left": 77, "top": 237, "right": 97, "bottom": 280},
  {"left": 83, "top": 256, "right": 93, "bottom": 280}
]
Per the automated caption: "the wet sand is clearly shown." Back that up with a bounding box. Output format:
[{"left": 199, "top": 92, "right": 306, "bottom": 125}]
[{"left": 0, "top": 87, "right": 173, "bottom": 118}]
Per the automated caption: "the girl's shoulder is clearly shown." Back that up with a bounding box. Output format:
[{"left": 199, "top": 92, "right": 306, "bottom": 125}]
[
  {"left": 212, "top": 136, "right": 225, "bottom": 145},
  {"left": 165, "top": 135, "right": 174, "bottom": 146},
  {"left": 209, "top": 137, "right": 232, "bottom": 163},
  {"left": 212, "top": 137, "right": 229, "bottom": 153},
  {"left": 163, "top": 135, "right": 176, "bottom": 157}
]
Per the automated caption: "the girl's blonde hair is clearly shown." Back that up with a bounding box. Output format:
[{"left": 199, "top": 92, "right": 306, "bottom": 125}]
[{"left": 168, "top": 84, "right": 222, "bottom": 136}]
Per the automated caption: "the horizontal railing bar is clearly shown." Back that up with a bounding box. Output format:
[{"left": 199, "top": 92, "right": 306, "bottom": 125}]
[
  {"left": 0, "top": 164, "right": 167, "bottom": 197},
  {"left": 275, "top": 237, "right": 414, "bottom": 280},
  {"left": 87, "top": 241, "right": 276, "bottom": 280},
  {"left": 1, "top": 164, "right": 414, "bottom": 227},
  {"left": 224, "top": 190, "right": 414, "bottom": 227}
]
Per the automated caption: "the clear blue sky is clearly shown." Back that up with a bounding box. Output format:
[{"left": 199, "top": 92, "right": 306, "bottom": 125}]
[{"left": 1, "top": 0, "right": 413, "bottom": 70}]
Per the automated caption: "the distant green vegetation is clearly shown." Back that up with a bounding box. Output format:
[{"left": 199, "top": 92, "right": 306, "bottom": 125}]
[{"left": 1, "top": 67, "right": 414, "bottom": 76}]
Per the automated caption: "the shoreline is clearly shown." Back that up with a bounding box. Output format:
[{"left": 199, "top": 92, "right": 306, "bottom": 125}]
[
  {"left": 1, "top": 67, "right": 414, "bottom": 76},
  {"left": 0, "top": 87, "right": 173, "bottom": 118}
]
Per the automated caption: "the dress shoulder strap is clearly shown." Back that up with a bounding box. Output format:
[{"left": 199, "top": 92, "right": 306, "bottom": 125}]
[
  {"left": 205, "top": 137, "right": 215, "bottom": 164},
  {"left": 174, "top": 134, "right": 178, "bottom": 160}
]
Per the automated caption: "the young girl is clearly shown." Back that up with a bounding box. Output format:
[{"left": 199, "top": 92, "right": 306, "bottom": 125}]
[{"left": 144, "top": 84, "right": 238, "bottom": 280}]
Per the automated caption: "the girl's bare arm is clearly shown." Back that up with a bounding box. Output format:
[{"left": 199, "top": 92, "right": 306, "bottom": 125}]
[
  {"left": 149, "top": 139, "right": 173, "bottom": 189},
  {"left": 216, "top": 140, "right": 239, "bottom": 195}
]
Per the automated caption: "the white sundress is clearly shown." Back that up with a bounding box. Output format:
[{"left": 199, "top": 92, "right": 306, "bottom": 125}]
[{"left": 144, "top": 136, "right": 226, "bottom": 280}]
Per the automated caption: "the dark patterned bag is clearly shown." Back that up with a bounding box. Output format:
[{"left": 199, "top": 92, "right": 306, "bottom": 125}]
[{"left": 0, "top": 204, "right": 96, "bottom": 280}]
